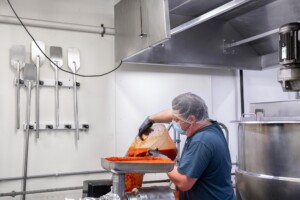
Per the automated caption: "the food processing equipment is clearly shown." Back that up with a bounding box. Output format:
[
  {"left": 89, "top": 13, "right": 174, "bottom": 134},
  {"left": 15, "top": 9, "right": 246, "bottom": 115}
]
[
  {"left": 101, "top": 157, "right": 176, "bottom": 200},
  {"left": 235, "top": 22, "right": 300, "bottom": 200},
  {"left": 278, "top": 23, "right": 300, "bottom": 91},
  {"left": 115, "top": 0, "right": 300, "bottom": 72},
  {"left": 100, "top": 124, "right": 177, "bottom": 200},
  {"left": 235, "top": 101, "right": 300, "bottom": 200}
]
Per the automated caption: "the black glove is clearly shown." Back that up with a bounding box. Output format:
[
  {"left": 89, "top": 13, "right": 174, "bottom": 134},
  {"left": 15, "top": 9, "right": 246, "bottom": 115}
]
[
  {"left": 148, "top": 149, "right": 171, "bottom": 160},
  {"left": 138, "top": 117, "right": 154, "bottom": 139}
]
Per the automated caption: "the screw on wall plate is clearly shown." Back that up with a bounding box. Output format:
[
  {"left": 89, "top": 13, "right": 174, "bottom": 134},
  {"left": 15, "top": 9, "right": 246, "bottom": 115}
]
[
  {"left": 65, "top": 124, "right": 72, "bottom": 129},
  {"left": 82, "top": 124, "right": 89, "bottom": 129},
  {"left": 46, "top": 125, "right": 53, "bottom": 129},
  {"left": 223, "top": 40, "right": 236, "bottom": 55}
]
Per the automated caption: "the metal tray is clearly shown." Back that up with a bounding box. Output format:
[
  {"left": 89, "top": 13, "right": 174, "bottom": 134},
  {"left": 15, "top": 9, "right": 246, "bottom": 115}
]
[{"left": 101, "top": 158, "right": 174, "bottom": 174}]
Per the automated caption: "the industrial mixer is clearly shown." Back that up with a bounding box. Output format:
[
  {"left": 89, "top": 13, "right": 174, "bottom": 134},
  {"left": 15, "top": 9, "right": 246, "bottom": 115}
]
[
  {"left": 235, "top": 22, "right": 300, "bottom": 200},
  {"left": 235, "top": 100, "right": 300, "bottom": 200}
]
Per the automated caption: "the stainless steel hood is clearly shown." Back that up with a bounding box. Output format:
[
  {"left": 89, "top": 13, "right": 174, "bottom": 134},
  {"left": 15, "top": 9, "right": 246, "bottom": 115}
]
[{"left": 115, "top": 0, "right": 300, "bottom": 70}]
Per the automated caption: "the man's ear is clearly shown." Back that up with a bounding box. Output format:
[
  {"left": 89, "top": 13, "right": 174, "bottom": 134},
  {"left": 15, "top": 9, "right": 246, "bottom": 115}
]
[{"left": 189, "top": 115, "right": 197, "bottom": 123}]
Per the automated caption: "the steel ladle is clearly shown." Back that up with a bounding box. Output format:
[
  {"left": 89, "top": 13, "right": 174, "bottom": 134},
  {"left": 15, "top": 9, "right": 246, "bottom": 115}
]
[
  {"left": 50, "top": 46, "right": 63, "bottom": 128},
  {"left": 10, "top": 45, "right": 26, "bottom": 129},
  {"left": 22, "top": 63, "right": 37, "bottom": 200},
  {"left": 68, "top": 48, "right": 80, "bottom": 140},
  {"left": 31, "top": 41, "right": 45, "bottom": 138}
]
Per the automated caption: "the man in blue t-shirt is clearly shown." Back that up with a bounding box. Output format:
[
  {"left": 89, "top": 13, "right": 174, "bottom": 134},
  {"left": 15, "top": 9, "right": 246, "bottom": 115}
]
[{"left": 138, "top": 92, "right": 235, "bottom": 200}]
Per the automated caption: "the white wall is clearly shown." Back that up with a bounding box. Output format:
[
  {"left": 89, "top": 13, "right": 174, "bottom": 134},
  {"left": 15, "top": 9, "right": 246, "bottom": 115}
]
[
  {"left": 243, "top": 66, "right": 296, "bottom": 113},
  {"left": 0, "top": 0, "right": 116, "bottom": 199},
  {"left": 115, "top": 64, "right": 239, "bottom": 181}
]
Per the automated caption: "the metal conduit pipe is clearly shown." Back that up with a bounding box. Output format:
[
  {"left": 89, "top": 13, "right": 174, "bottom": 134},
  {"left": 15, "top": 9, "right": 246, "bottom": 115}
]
[
  {"left": 168, "top": 123, "right": 181, "bottom": 163},
  {"left": 217, "top": 123, "right": 238, "bottom": 167},
  {"left": 0, "top": 186, "right": 83, "bottom": 198},
  {"left": 239, "top": 70, "right": 245, "bottom": 116},
  {"left": 0, "top": 14, "right": 115, "bottom": 36},
  {"left": 0, "top": 180, "right": 171, "bottom": 198},
  {"left": 219, "top": 122, "right": 229, "bottom": 144},
  {"left": 0, "top": 170, "right": 108, "bottom": 183}
]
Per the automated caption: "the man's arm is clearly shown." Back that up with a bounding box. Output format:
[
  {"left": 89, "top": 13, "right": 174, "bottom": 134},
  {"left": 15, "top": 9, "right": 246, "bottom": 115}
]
[
  {"left": 167, "top": 166, "right": 197, "bottom": 191},
  {"left": 138, "top": 109, "right": 173, "bottom": 138},
  {"left": 149, "top": 108, "right": 173, "bottom": 123}
]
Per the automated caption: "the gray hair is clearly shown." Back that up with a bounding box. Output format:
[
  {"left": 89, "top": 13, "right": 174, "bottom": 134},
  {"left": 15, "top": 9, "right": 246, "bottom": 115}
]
[{"left": 172, "top": 92, "right": 209, "bottom": 121}]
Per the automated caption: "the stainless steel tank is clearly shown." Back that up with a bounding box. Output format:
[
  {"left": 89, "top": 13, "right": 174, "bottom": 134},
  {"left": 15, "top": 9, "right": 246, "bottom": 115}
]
[
  {"left": 124, "top": 186, "right": 175, "bottom": 200},
  {"left": 236, "top": 100, "right": 300, "bottom": 200}
]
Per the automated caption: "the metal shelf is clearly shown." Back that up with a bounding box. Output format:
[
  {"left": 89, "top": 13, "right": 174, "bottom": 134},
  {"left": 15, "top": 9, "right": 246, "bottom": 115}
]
[
  {"left": 170, "top": 0, "right": 252, "bottom": 36},
  {"left": 23, "top": 123, "right": 89, "bottom": 131},
  {"left": 224, "top": 28, "right": 279, "bottom": 49},
  {"left": 15, "top": 79, "right": 80, "bottom": 88}
]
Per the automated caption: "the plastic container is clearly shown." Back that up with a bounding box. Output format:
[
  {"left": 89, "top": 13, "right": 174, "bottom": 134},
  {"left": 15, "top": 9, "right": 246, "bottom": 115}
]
[
  {"left": 127, "top": 123, "right": 177, "bottom": 160},
  {"left": 125, "top": 123, "right": 177, "bottom": 192}
]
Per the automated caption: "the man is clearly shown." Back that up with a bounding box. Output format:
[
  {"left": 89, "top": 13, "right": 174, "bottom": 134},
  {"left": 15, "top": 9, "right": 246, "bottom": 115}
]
[{"left": 138, "top": 92, "right": 235, "bottom": 200}]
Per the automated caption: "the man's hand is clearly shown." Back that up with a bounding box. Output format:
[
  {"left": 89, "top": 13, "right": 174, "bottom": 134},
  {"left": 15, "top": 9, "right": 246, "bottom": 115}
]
[
  {"left": 138, "top": 117, "right": 154, "bottom": 139},
  {"left": 148, "top": 149, "right": 171, "bottom": 160}
]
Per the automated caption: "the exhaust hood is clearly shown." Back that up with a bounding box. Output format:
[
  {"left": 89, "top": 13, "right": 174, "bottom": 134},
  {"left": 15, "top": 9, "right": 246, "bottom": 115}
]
[{"left": 115, "top": 0, "right": 300, "bottom": 70}]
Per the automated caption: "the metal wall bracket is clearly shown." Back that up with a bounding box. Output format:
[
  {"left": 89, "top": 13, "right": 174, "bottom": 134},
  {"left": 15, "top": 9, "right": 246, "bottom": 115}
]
[
  {"left": 100, "top": 24, "right": 106, "bottom": 37},
  {"left": 23, "top": 123, "right": 89, "bottom": 131},
  {"left": 223, "top": 40, "right": 236, "bottom": 55},
  {"left": 224, "top": 28, "right": 279, "bottom": 49},
  {"left": 14, "top": 79, "right": 80, "bottom": 88}
]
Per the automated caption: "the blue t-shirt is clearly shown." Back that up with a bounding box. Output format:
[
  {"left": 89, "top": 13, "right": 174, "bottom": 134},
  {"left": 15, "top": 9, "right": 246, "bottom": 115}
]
[{"left": 178, "top": 121, "right": 235, "bottom": 200}]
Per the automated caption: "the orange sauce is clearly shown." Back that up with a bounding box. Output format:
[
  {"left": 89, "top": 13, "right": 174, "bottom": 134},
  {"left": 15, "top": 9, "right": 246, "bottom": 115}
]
[
  {"left": 127, "top": 147, "right": 149, "bottom": 157},
  {"left": 127, "top": 147, "right": 177, "bottom": 161},
  {"left": 120, "top": 126, "right": 178, "bottom": 192},
  {"left": 105, "top": 156, "right": 174, "bottom": 164},
  {"left": 123, "top": 147, "right": 177, "bottom": 192},
  {"left": 159, "top": 148, "right": 178, "bottom": 161},
  {"left": 125, "top": 173, "right": 144, "bottom": 192},
  {"left": 173, "top": 190, "right": 180, "bottom": 200}
]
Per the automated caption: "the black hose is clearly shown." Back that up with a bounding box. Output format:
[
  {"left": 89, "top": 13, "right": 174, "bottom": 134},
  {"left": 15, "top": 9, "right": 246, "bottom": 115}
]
[{"left": 239, "top": 70, "right": 245, "bottom": 115}]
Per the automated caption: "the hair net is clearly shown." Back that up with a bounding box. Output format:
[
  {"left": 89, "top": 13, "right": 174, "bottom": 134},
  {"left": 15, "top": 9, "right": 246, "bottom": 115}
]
[{"left": 172, "top": 92, "right": 209, "bottom": 122}]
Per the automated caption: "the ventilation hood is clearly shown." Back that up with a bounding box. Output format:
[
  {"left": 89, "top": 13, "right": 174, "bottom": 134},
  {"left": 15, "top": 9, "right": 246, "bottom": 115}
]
[{"left": 115, "top": 0, "right": 300, "bottom": 70}]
